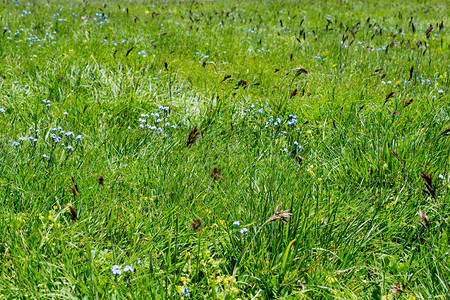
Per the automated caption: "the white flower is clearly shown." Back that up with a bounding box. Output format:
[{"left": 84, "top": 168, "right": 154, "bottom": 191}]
[
  {"left": 111, "top": 265, "right": 121, "bottom": 275},
  {"left": 124, "top": 265, "right": 133, "bottom": 272}
]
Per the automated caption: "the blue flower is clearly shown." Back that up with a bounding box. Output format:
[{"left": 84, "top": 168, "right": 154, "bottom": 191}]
[
  {"left": 0, "top": 108, "right": 5, "bottom": 113},
  {"left": 287, "top": 119, "right": 297, "bottom": 126},
  {"left": 257, "top": 109, "right": 263, "bottom": 114},
  {"left": 233, "top": 221, "right": 240, "bottom": 227},
  {"left": 438, "top": 174, "right": 445, "bottom": 180},
  {"left": 180, "top": 287, "right": 190, "bottom": 297},
  {"left": 51, "top": 133, "right": 57, "bottom": 139},
  {"left": 76, "top": 135, "right": 81, "bottom": 141},
  {"left": 437, "top": 89, "right": 444, "bottom": 94},
  {"left": 67, "top": 145, "right": 73, "bottom": 151},
  {"left": 55, "top": 137, "right": 62, "bottom": 143},
  {"left": 12, "top": 141, "right": 20, "bottom": 146},
  {"left": 240, "top": 228, "right": 248, "bottom": 235},
  {"left": 111, "top": 265, "right": 121, "bottom": 275},
  {"left": 124, "top": 265, "right": 133, "bottom": 272},
  {"left": 43, "top": 154, "right": 49, "bottom": 158}
]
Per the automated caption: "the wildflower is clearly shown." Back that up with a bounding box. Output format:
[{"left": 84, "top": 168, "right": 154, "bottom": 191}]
[
  {"left": 43, "top": 154, "right": 49, "bottom": 158},
  {"left": 51, "top": 133, "right": 57, "bottom": 139},
  {"left": 257, "top": 109, "right": 263, "bottom": 114},
  {"left": 287, "top": 119, "right": 297, "bottom": 126},
  {"left": 137, "top": 258, "right": 141, "bottom": 265},
  {"left": 12, "top": 141, "right": 20, "bottom": 146},
  {"left": 124, "top": 265, "right": 133, "bottom": 272},
  {"left": 294, "top": 141, "right": 304, "bottom": 150},
  {"left": 66, "top": 145, "right": 73, "bottom": 151},
  {"left": 180, "top": 287, "right": 190, "bottom": 297},
  {"left": 76, "top": 135, "right": 81, "bottom": 141},
  {"left": 233, "top": 221, "right": 240, "bottom": 227},
  {"left": 274, "top": 117, "right": 281, "bottom": 125},
  {"left": 437, "top": 89, "right": 444, "bottom": 94},
  {"left": 63, "top": 111, "right": 68, "bottom": 116},
  {"left": 240, "top": 228, "right": 248, "bottom": 235},
  {"left": 438, "top": 174, "right": 444, "bottom": 180},
  {"left": 111, "top": 265, "right": 121, "bottom": 275},
  {"left": 55, "top": 137, "right": 62, "bottom": 143},
  {"left": 0, "top": 108, "right": 5, "bottom": 113}
]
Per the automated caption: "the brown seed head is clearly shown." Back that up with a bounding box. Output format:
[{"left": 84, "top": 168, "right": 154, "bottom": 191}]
[
  {"left": 190, "top": 218, "right": 202, "bottom": 232},
  {"left": 267, "top": 206, "right": 292, "bottom": 223}
]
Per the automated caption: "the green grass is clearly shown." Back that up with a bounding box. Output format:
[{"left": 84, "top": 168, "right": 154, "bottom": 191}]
[{"left": 0, "top": 0, "right": 449, "bottom": 299}]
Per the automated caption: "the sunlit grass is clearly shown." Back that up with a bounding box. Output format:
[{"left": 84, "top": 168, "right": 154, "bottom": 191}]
[{"left": 0, "top": 0, "right": 448, "bottom": 299}]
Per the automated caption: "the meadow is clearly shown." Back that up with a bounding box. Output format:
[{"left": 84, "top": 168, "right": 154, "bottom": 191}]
[{"left": 0, "top": 0, "right": 449, "bottom": 298}]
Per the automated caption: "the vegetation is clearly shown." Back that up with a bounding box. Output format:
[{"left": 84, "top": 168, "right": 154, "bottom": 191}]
[{"left": 0, "top": 0, "right": 448, "bottom": 298}]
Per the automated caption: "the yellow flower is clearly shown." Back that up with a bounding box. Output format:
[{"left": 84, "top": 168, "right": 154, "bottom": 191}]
[{"left": 145, "top": 10, "right": 150, "bottom": 14}]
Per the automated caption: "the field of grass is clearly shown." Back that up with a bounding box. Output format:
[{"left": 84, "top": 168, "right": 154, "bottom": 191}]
[{"left": 0, "top": 0, "right": 449, "bottom": 298}]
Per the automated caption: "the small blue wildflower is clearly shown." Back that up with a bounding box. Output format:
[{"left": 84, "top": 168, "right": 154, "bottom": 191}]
[
  {"left": 63, "top": 111, "right": 68, "bottom": 116},
  {"left": 240, "top": 228, "right": 248, "bottom": 235},
  {"left": 164, "top": 123, "right": 170, "bottom": 127},
  {"left": 287, "top": 119, "right": 297, "bottom": 126},
  {"left": 257, "top": 109, "right": 263, "bottom": 114},
  {"left": 137, "top": 258, "right": 141, "bottom": 265},
  {"left": 0, "top": 108, "right": 5, "bottom": 113},
  {"left": 12, "top": 141, "right": 20, "bottom": 146},
  {"left": 233, "top": 221, "right": 240, "bottom": 227},
  {"left": 50, "top": 133, "right": 57, "bottom": 139},
  {"left": 171, "top": 124, "right": 177, "bottom": 129},
  {"left": 155, "top": 118, "right": 161, "bottom": 123},
  {"left": 66, "top": 145, "right": 73, "bottom": 151},
  {"left": 437, "top": 89, "right": 444, "bottom": 94},
  {"left": 274, "top": 117, "right": 281, "bottom": 126},
  {"left": 123, "top": 265, "right": 133, "bottom": 272},
  {"left": 43, "top": 154, "right": 49, "bottom": 158},
  {"left": 76, "top": 135, "right": 81, "bottom": 141},
  {"left": 180, "top": 287, "right": 190, "bottom": 297},
  {"left": 111, "top": 265, "right": 121, "bottom": 275},
  {"left": 55, "top": 137, "right": 62, "bottom": 143},
  {"left": 438, "top": 174, "right": 445, "bottom": 180}
]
